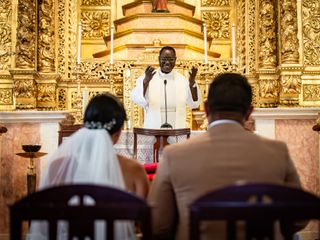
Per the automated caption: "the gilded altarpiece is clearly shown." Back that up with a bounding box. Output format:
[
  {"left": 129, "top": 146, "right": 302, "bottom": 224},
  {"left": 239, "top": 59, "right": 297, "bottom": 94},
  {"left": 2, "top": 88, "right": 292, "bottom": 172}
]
[{"left": 0, "top": 0, "right": 319, "bottom": 119}]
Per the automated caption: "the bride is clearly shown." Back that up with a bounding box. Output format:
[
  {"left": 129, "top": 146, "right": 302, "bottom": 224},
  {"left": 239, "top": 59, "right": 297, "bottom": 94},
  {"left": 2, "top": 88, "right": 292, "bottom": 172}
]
[{"left": 28, "top": 93, "right": 149, "bottom": 240}]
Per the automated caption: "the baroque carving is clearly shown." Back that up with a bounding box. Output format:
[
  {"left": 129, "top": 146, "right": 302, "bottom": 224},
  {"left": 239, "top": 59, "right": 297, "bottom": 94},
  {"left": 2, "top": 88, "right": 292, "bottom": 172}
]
[
  {"left": 80, "top": 61, "right": 113, "bottom": 81},
  {"left": 81, "top": 10, "right": 110, "bottom": 39},
  {"left": 37, "top": 84, "right": 56, "bottom": 108},
  {"left": 302, "top": 0, "right": 320, "bottom": 65},
  {"left": 0, "top": 89, "right": 12, "bottom": 105},
  {"left": 258, "top": 76, "right": 279, "bottom": 107},
  {"left": 66, "top": 0, "right": 77, "bottom": 81},
  {"left": 202, "top": 11, "right": 230, "bottom": 39},
  {"left": 14, "top": 80, "right": 36, "bottom": 98},
  {"left": 280, "top": 75, "right": 301, "bottom": 94},
  {"left": 237, "top": 0, "right": 246, "bottom": 70},
  {"left": 248, "top": 0, "right": 256, "bottom": 73},
  {"left": 38, "top": 0, "right": 55, "bottom": 72},
  {"left": 279, "top": 75, "right": 301, "bottom": 105},
  {"left": 57, "top": 88, "right": 67, "bottom": 110},
  {"left": 250, "top": 83, "right": 258, "bottom": 106},
  {"left": 0, "top": 0, "right": 12, "bottom": 71},
  {"left": 82, "top": 0, "right": 110, "bottom": 6},
  {"left": 13, "top": 79, "right": 37, "bottom": 109},
  {"left": 303, "top": 84, "right": 320, "bottom": 101},
  {"left": 57, "top": 0, "right": 66, "bottom": 75},
  {"left": 201, "top": 0, "right": 230, "bottom": 7},
  {"left": 259, "top": 0, "right": 277, "bottom": 68},
  {"left": 280, "top": 0, "right": 299, "bottom": 64},
  {"left": 16, "top": 0, "right": 36, "bottom": 68}
]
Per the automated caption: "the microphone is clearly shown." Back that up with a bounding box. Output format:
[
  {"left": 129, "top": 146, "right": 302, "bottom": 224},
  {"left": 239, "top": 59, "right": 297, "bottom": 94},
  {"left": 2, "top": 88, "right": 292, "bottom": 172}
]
[{"left": 160, "top": 79, "right": 173, "bottom": 129}]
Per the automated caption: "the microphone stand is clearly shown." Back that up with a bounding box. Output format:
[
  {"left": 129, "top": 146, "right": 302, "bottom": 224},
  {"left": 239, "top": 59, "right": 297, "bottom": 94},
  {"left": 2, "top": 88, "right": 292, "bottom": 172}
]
[{"left": 160, "top": 79, "right": 173, "bottom": 129}]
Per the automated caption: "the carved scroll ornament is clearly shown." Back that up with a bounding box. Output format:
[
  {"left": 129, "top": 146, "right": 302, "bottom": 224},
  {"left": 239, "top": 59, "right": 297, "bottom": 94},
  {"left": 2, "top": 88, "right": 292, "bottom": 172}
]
[
  {"left": 81, "top": 11, "right": 110, "bottom": 39},
  {"left": 280, "top": 0, "right": 299, "bottom": 64},
  {"left": 201, "top": 0, "right": 230, "bottom": 7},
  {"left": 279, "top": 75, "right": 301, "bottom": 105},
  {"left": 37, "top": 84, "right": 56, "bottom": 105},
  {"left": 202, "top": 11, "right": 230, "bottom": 39},
  {"left": 14, "top": 80, "right": 36, "bottom": 99},
  {"left": 0, "top": 0, "right": 12, "bottom": 71},
  {"left": 16, "top": 0, "right": 35, "bottom": 68},
  {"left": 38, "top": 0, "right": 55, "bottom": 72},
  {"left": 259, "top": 75, "right": 279, "bottom": 107},
  {"left": 302, "top": 0, "right": 320, "bottom": 65},
  {"left": 259, "top": 0, "right": 277, "bottom": 68}
]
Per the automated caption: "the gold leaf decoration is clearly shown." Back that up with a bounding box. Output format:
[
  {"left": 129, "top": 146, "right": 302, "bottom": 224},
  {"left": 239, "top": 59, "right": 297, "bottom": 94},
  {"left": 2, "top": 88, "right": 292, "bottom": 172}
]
[
  {"left": 281, "top": 75, "right": 301, "bottom": 94},
  {"left": 0, "top": 89, "right": 12, "bottom": 104},
  {"left": 14, "top": 80, "right": 36, "bottom": 98},
  {"left": 38, "top": 0, "right": 55, "bottom": 72},
  {"left": 302, "top": 0, "right": 320, "bottom": 65},
  {"left": 280, "top": 0, "right": 299, "bottom": 64},
  {"left": 201, "top": 0, "right": 230, "bottom": 7},
  {"left": 303, "top": 84, "right": 320, "bottom": 101},
  {"left": 16, "top": 0, "right": 36, "bottom": 68},
  {"left": 259, "top": 0, "right": 277, "bottom": 68},
  {"left": 82, "top": 0, "right": 110, "bottom": 6},
  {"left": 0, "top": 0, "right": 12, "bottom": 70},
  {"left": 81, "top": 10, "right": 110, "bottom": 39},
  {"left": 202, "top": 11, "right": 230, "bottom": 39}
]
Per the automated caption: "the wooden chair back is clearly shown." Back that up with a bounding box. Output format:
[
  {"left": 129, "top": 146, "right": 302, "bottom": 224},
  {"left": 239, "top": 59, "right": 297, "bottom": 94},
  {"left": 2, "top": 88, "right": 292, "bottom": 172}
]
[
  {"left": 10, "top": 184, "right": 152, "bottom": 240},
  {"left": 133, "top": 128, "right": 190, "bottom": 163},
  {"left": 58, "top": 124, "right": 82, "bottom": 145},
  {"left": 190, "top": 183, "right": 320, "bottom": 240}
]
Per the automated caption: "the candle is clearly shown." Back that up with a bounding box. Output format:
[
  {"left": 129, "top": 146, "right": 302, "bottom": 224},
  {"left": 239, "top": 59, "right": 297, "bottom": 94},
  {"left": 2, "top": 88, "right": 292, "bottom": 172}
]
[
  {"left": 203, "top": 23, "right": 208, "bottom": 64},
  {"left": 82, "top": 86, "right": 89, "bottom": 114},
  {"left": 231, "top": 23, "right": 236, "bottom": 65},
  {"left": 127, "top": 120, "right": 131, "bottom": 130},
  {"left": 110, "top": 25, "right": 114, "bottom": 64},
  {"left": 77, "top": 23, "right": 82, "bottom": 65}
]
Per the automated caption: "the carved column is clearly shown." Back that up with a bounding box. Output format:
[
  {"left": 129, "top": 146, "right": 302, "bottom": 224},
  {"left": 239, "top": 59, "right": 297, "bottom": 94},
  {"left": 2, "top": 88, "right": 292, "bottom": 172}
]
[
  {"left": 13, "top": 0, "right": 37, "bottom": 109},
  {"left": 10, "top": 70, "right": 38, "bottom": 109},
  {"left": 278, "top": 0, "right": 302, "bottom": 106},
  {"left": 257, "top": 0, "right": 279, "bottom": 107},
  {"left": 36, "top": 74, "right": 59, "bottom": 109},
  {"left": 16, "top": 0, "right": 36, "bottom": 69},
  {"left": 38, "top": 0, "right": 55, "bottom": 73},
  {"left": 237, "top": 0, "right": 259, "bottom": 105},
  {"left": 37, "top": 0, "right": 57, "bottom": 109}
]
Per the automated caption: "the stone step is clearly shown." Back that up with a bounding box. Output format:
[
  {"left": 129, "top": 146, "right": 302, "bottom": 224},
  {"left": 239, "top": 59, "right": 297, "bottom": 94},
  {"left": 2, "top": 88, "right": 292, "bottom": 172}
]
[
  {"left": 93, "top": 43, "right": 221, "bottom": 61},
  {"left": 114, "top": 14, "right": 204, "bottom": 33},
  {"left": 104, "top": 28, "right": 213, "bottom": 50},
  {"left": 122, "top": 0, "right": 195, "bottom": 17}
]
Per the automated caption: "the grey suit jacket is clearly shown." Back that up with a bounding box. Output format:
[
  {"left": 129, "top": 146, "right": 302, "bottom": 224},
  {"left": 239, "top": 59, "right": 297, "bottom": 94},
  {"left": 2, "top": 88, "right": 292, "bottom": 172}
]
[{"left": 148, "top": 123, "right": 301, "bottom": 240}]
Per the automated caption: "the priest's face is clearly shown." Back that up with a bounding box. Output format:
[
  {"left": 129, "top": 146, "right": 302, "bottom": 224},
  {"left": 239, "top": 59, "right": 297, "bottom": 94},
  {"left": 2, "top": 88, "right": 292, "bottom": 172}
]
[{"left": 159, "top": 49, "right": 176, "bottom": 74}]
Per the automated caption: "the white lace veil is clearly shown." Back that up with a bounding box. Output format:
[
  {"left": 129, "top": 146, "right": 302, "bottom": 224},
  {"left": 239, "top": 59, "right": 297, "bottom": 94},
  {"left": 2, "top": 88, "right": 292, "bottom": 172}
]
[
  {"left": 40, "top": 127, "right": 125, "bottom": 188},
  {"left": 28, "top": 127, "right": 135, "bottom": 240}
]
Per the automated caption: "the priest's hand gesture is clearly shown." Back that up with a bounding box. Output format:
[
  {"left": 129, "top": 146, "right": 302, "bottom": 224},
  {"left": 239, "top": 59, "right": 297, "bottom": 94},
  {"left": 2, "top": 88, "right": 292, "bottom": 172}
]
[
  {"left": 188, "top": 66, "right": 198, "bottom": 101},
  {"left": 143, "top": 65, "right": 156, "bottom": 96}
]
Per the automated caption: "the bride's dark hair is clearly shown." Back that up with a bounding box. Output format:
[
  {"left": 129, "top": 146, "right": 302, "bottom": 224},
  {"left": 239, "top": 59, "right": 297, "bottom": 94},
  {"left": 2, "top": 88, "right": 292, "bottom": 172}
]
[{"left": 84, "top": 93, "right": 127, "bottom": 135}]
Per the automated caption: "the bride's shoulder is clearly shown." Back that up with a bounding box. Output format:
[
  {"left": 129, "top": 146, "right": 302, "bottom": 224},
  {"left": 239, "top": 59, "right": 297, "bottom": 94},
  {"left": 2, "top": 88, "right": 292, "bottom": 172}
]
[{"left": 117, "top": 155, "right": 144, "bottom": 171}]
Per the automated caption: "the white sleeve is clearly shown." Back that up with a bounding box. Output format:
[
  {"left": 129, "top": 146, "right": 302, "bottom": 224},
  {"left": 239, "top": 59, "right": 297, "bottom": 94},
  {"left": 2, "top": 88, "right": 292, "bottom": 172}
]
[
  {"left": 186, "top": 81, "right": 201, "bottom": 109},
  {"left": 130, "top": 75, "right": 148, "bottom": 108}
]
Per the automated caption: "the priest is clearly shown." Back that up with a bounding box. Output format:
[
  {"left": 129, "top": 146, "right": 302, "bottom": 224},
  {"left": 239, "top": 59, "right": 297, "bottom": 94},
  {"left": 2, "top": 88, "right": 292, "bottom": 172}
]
[{"left": 131, "top": 46, "right": 201, "bottom": 129}]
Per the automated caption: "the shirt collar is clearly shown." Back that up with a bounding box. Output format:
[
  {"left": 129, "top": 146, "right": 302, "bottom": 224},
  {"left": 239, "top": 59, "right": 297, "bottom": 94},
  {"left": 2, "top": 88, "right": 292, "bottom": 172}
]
[
  {"left": 158, "top": 69, "right": 174, "bottom": 78},
  {"left": 208, "top": 119, "right": 241, "bottom": 128}
]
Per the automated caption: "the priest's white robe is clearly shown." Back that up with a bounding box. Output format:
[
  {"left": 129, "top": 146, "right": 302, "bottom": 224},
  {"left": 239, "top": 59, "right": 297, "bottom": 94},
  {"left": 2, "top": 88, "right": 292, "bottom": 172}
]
[{"left": 131, "top": 69, "right": 201, "bottom": 129}]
